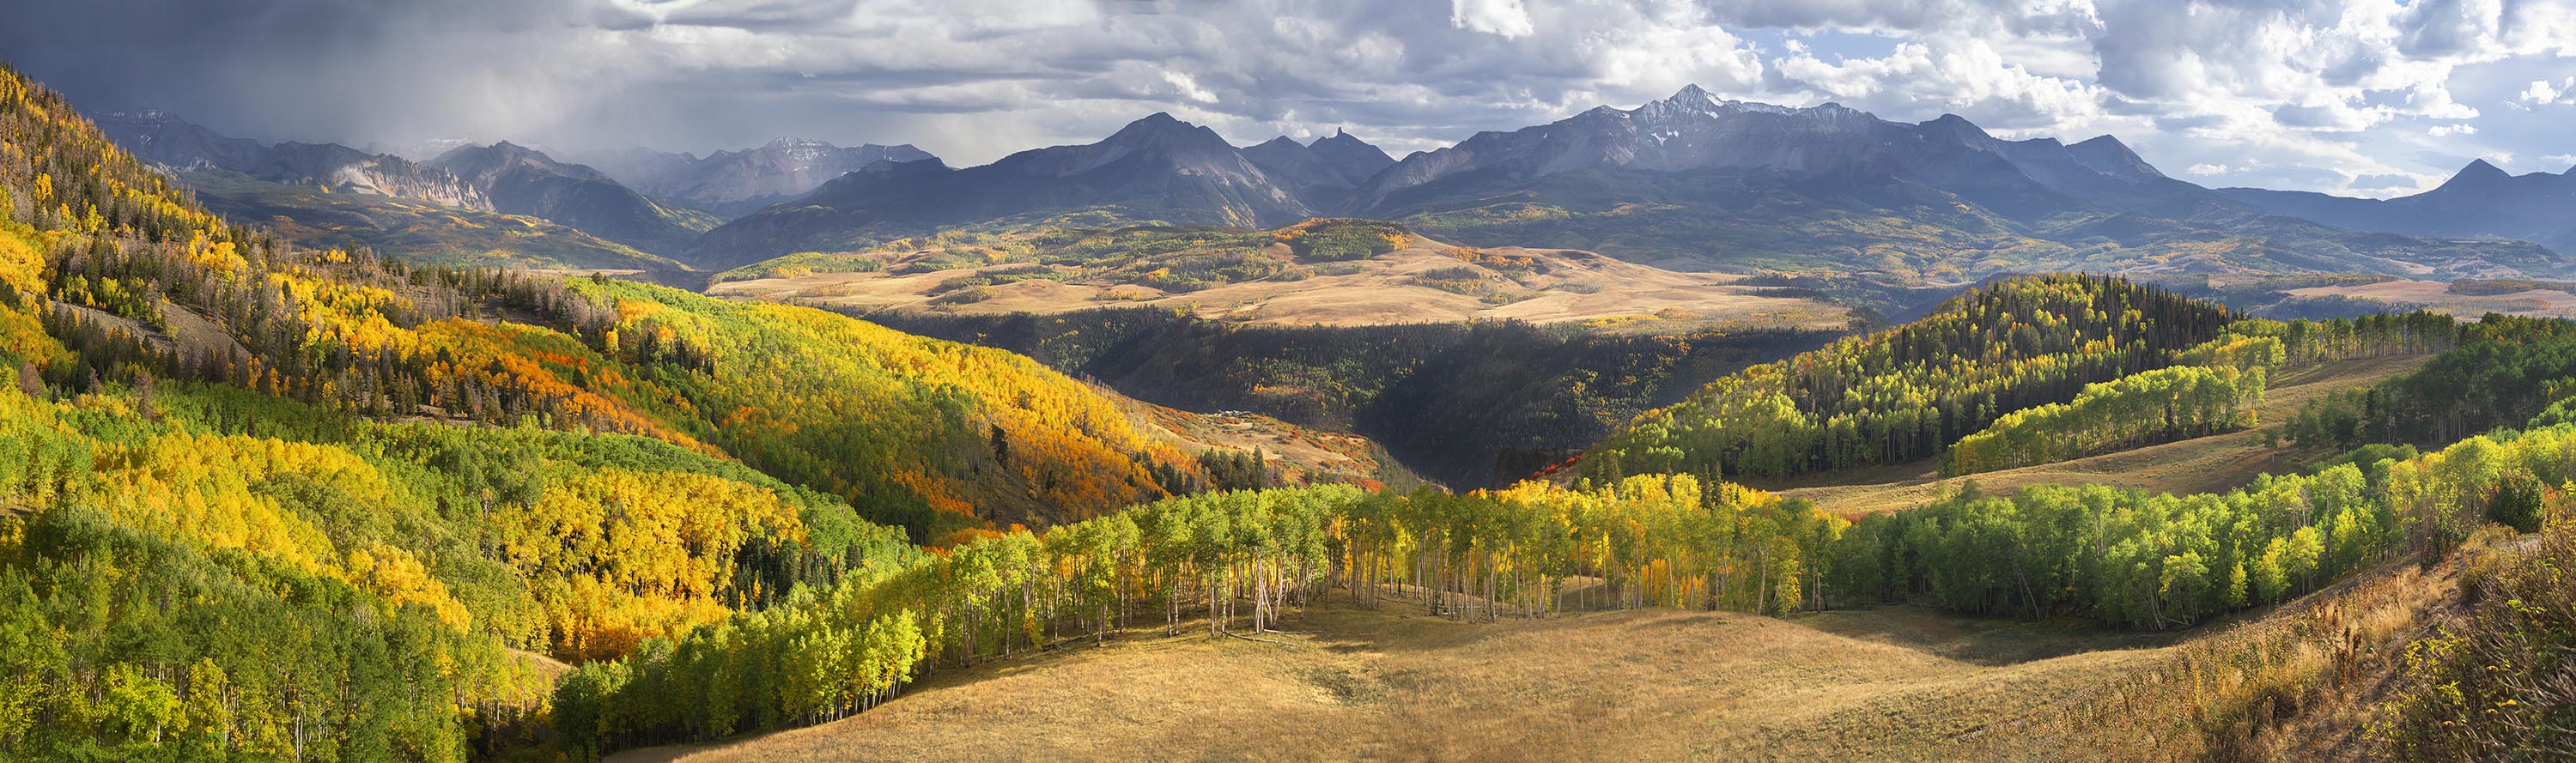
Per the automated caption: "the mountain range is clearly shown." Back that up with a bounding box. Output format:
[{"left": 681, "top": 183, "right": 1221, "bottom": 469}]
[
  {"left": 1330, "top": 87, "right": 2562, "bottom": 280},
  {"left": 577, "top": 138, "right": 938, "bottom": 217},
  {"left": 94, "top": 112, "right": 714, "bottom": 266},
  {"left": 691, "top": 87, "right": 2569, "bottom": 280},
  {"left": 427, "top": 141, "right": 717, "bottom": 254},
  {"left": 1238, "top": 128, "right": 1398, "bottom": 212},
  {"left": 2221, "top": 160, "right": 2576, "bottom": 255},
  {"left": 98, "top": 111, "right": 490, "bottom": 209},
  {"left": 689, "top": 112, "right": 1322, "bottom": 269},
  {"left": 90, "top": 90, "right": 2576, "bottom": 285}
]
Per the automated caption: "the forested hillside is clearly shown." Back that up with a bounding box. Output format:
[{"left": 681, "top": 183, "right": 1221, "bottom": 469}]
[
  {"left": 872, "top": 307, "right": 1834, "bottom": 487},
  {"left": 552, "top": 391, "right": 2576, "bottom": 758},
  {"left": 0, "top": 60, "right": 1257, "bottom": 759},
  {"left": 2288, "top": 312, "right": 2576, "bottom": 449},
  {"left": 1582, "top": 275, "right": 2235, "bottom": 480},
  {"left": 0, "top": 61, "right": 1211, "bottom": 540},
  {"left": 551, "top": 474, "right": 1849, "bottom": 757}
]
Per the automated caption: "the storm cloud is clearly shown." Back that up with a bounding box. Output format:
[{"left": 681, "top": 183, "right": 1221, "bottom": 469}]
[{"left": 3, "top": 0, "right": 2573, "bottom": 197}]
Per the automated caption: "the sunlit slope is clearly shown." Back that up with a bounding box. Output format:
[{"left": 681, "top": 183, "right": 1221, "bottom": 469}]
[
  {"left": 1767, "top": 351, "right": 2433, "bottom": 515},
  {"left": 708, "top": 220, "right": 1847, "bottom": 330},
  {"left": 547, "top": 277, "right": 1193, "bottom": 535},
  {"left": 1579, "top": 274, "right": 2237, "bottom": 481},
  {"left": 592, "top": 587, "right": 2222, "bottom": 762}
]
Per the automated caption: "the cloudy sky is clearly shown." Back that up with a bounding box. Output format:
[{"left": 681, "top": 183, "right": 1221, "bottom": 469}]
[{"left": 3, "top": 0, "right": 2573, "bottom": 197}]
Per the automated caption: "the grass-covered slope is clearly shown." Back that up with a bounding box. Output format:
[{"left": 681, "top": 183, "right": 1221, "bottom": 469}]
[{"left": 543, "top": 277, "right": 1188, "bottom": 536}]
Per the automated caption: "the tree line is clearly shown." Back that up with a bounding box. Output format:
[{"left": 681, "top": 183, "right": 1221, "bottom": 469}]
[
  {"left": 867, "top": 305, "right": 1838, "bottom": 488},
  {"left": 552, "top": 373, "right": 2576, "bottom": 758},
  {"left": 1942, "top": 334, "right": 2285, "bottom": 475},
  {"left": 551, "top": 475, "right": 1850, "bottom": 757},
  {"left": 1583, "top": 274, "right": 2236, "bottom": 481}
]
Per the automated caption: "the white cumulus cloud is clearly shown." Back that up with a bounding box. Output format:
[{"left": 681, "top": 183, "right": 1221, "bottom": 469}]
[
  {"left": 1162, "top": 71, "right": 1218, "bottom": 105},
  {"left": 2520, "top": 76, "right": 2576, "bottom": 106},
  {"left": 1450, "top": 0, "right": 1534, "bottom": 39},
  {"left": 12, "top": 0, "right": 2576, "bottom": 196}
]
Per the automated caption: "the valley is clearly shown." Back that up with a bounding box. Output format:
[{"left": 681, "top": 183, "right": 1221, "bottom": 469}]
[{"left": 3, "top": 16, "right": 2575, "bottom": 762}]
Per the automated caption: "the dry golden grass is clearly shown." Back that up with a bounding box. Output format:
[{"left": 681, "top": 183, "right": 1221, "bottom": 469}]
[
  {"left": 611, "top": 586, "right": 2194, "bottom": 763},
  {"left": 603, "top": 356, "right": 2464, "bottom": 763},
  {"left": 1965, "top": 543, "right": 2473, "bottom": 763},
  {"left": 2283, "top": 280, "right": 2576, "bottom": 318},
  {"left": 1121, "top": 393, "right": 1421, "bottom": 488},
  {"left": 1761, "top": 354, "right": 2434, "bottom": 516},
  {"left": 605, "top": 538, "right": 2482, "bottom": 763},
  {"left": 707, "top": 239, "right": 1849, "bottom": 331}
]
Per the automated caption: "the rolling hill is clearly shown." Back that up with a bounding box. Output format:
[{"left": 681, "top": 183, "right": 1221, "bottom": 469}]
[{"left": 706, "top": 219, "right": 1847, "bottom": 330}]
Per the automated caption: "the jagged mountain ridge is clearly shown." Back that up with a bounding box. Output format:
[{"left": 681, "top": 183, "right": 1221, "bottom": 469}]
[
  {"left": 1352, "top": 84, "right": 2218, "bottom": 219},
  {"left": 580, "top": 138, "right": 938, "bottom": 217},
  {"left": 1342, "top": 87, "right": 2562, "bottom": 280},
  {"left": 429, "top": 141, "right": 720, "bottom": 255},
  {"left": 2220, "top": 160, "right": 2576, "bottom": 254},
  {"left": 689, "top": 112, "right": 1321, "bottom": 269},
  {"left": 691, "top": 88, "right": 2564, "bottom": 280},
  {"left": 1240, "top": 128, "right": 1397, "bottom": 210},
  {"left": 96, "top": 111, "right": 491, "bottom": 209},
  {"left": 93, "top": 92, "right": 2573, "bottom": 282},
  {"left": 90, "top": 112, "right": 683, "bottom": 270}
]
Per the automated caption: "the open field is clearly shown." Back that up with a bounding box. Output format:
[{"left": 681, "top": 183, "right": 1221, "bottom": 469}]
[
  {"left": 1115, "top": 387, "right": 1425, "bottom": 489},
  {"left": 610, "top": 536, "right": 2480, "bottom": 763},
  {"left": 708, "top": 239, "right": 1849, "bottom": 331},
  {"left": 2281, "top": 279, "right": 2576, "bottom": 318},
  {"left": 608, "top": 587, "right": 2181, "bottom": 763},
  {"left": 1757, "top": 353, "right": 2433, "bottom": 516}
]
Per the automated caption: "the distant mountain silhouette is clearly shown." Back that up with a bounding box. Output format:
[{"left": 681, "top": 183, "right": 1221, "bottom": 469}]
[
  {"left": 2221, "top": 160, "right": 2576, "bottom": 254},
  {"left": 578, "top": 138, "right": 937, "bottom": 217},
  {"left": 431, "top": 142, "right": 718, "bottom": 254},
  {"left": 693, "top": 112, "right": 1317, "bottom": 269}
]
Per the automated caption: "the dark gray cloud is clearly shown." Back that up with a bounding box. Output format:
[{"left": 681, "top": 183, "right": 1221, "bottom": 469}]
[{"left": 3, "top": 0, "right": 2572, "bottom": 197}]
